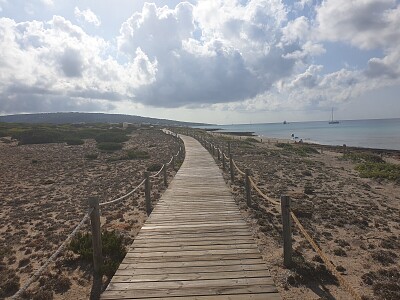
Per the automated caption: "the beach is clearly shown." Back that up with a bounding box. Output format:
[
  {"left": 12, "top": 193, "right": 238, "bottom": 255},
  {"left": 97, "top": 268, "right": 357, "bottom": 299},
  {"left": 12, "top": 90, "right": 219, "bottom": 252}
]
[
  {"left": 0, "top": 128, "right": 183, "bottom": 299},
  {"left": 1, "top": 126, "right": 399, "bottom": 300},
  {"left": 198, "top": 130, "right": 400, "bottom": 300}
]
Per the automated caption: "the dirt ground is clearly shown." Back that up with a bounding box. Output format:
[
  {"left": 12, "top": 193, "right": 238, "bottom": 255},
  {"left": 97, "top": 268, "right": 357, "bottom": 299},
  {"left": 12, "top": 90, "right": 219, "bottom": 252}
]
[
  {"left": 204, "top": 132, "right": 400, "bottom": 300},
  {"left": 0, "top": 128, "right": 182, "bottom": 299}
]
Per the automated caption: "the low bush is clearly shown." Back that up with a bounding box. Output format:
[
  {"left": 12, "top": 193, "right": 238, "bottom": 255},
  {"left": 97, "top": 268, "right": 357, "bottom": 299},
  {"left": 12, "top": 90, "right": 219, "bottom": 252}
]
[
  {"left": 344, "top": 152, "right": 384, "bottom": 163},
  {"left": 355, "top": 162, "right": 400, "bottom": 181},
  {"left": 69, "top": 230, "right": 127, "bottom": 277},
  {"left": 97, "top": 142, "right": 123, "bottom": 151},
  {"left": 127, "top": 150, "right": 150, "bottom": 159},
  {"left": 95, "top": 132, "right": 129, "bottom": 143},
  {"left": 85, "top": 153, "right": 98, "bottom": 160},
  {"left": 245, "top": 137, "right": 260, "bottom": 143},
  {"left": 65, "top": 138, "right": 84, "bottom": 145},
  {"left": 147, "top": 163, "right": 163, "bottom": 172}
]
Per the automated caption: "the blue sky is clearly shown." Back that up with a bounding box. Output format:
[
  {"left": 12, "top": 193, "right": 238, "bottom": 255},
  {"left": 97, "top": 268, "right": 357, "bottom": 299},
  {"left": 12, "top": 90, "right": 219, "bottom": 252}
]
[{"left": 0, "top": 0, "right": 399, "bottom": 124}]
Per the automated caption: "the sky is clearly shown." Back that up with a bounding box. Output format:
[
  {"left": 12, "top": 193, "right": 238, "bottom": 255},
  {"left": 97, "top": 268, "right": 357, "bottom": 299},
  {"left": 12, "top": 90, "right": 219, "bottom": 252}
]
[{"left": 0, "top": 0, "right": 399, "bottom": 124}]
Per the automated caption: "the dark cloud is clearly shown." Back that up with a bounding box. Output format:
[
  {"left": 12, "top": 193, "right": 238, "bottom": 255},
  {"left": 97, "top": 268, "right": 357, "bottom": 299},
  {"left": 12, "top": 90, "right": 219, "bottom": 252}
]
[{"left": 59, "top": 47, "right": 84, "bottom": 77}]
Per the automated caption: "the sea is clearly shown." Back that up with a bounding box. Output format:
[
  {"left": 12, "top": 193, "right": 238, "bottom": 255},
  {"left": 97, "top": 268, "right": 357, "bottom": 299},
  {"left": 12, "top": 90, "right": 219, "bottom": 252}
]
[{"left": 197, "top": 118, "right": 400, "bottom": 151}]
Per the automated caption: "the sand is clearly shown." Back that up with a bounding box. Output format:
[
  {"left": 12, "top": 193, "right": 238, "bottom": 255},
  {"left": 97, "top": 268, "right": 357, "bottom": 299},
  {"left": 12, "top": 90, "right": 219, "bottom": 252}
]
[
  {"left": 0, "top": 128, "right": 183, "bottom": 299},
  {"left": 204, "top": 132, "right": 400, "bottom": 300}
]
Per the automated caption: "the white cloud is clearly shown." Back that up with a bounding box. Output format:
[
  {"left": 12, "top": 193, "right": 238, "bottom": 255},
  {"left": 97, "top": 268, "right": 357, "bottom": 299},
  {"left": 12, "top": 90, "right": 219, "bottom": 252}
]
[
  {"left": 116, "top": 0, "right": 302, "bottom": 108},
  {"left": 74, "top": 7, "right": 101, "bottom": 27},
  {"left": 316, "top": 0, "right": 400, "bottom": 50},
  {"left": 0, "top": 16, "right": 155, "bottom": 114},
  {"left": 41, "top": 0, "right": 54, "bottom": 6}
]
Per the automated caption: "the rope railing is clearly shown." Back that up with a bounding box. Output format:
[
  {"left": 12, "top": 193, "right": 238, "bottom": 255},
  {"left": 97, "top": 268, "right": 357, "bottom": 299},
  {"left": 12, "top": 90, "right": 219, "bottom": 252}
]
[
  {"left": 12, "top": 209, "right": 93, "bottom": 299},
  {"left": 149, "top": 164, "right": 165, "bottom": 178},
  {"left": 187, "top": 132, "right": 362, "bottom": 300},
  {"left": 99, "top": 179, "right": 146, "bottom": 207},
  {"left": 12, "top": 128, "right": 185, "bottom": 299},
  {"left": 290, "top": 212, "right": 362, "bottom": 300},
  {"left": 248, "top": 176, "right": 280, "bottom": 206},
  {"left": 232, "top": 159, "right": 245, "bottom": 176}
]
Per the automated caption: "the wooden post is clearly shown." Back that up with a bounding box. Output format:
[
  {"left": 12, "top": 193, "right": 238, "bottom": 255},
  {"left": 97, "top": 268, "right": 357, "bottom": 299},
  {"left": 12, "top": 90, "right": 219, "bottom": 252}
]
[
  {"left": 145, "top": 172, "right": 151, "bottom": 216},
  {"left": 222, "top": 151, "right": 226, "bottom": 170},
  {"left": 88, "top": 197, "right": 103, "bottom": 277},
  {"left": 163, "top": 163, "right": 168, "bottom": 187},
  {"left": 343, "top": 144, "right": 347, "bottom": 156},
  {"left": 172, "top": 155, "right": 176, "bottom": 171},
  {"left": 245, "top": 169, "right": 251, "bottom": 207},
  {"left": 212, "top": 145, "right": 215, "bottom": 156},
  {"left": 281, "top": 195, "right": 292, "bottom": 268},
  {"left": 229, "top": 154, "right": 234, "bottom": 182},
  {"left": 217, "top": 148, "right": 220, "bottom": 160},
  {"left": 228, "top": 141, "right": 231, "bottom": 155}
]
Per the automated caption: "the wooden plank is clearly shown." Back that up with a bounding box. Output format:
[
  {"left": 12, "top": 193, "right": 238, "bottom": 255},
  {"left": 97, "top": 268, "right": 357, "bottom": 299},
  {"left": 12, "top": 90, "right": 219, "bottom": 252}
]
[
  {"left": 118, "top": 258, "right": 266, "bottom": 269},
  {"left": 111, "top": 270, "right": 273, "bottom": 283},
  {"left": 101, "top": 285, "right": 278, "bottom": 299},
  {"left": 115, "top": 263, "right": 269, "bottom": 275},
  {"left": 101, "top": 135, "right": 280, "bottom": 300}
]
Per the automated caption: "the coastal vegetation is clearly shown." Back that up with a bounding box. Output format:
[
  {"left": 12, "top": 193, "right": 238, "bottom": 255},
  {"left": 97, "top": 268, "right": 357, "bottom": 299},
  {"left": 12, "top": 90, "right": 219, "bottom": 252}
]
[
  {"left": 69, "top": 230, "right": 127, "bottom": 277},
  {"left": 343, "top": 152, "right": 400, "bottom": 181}
]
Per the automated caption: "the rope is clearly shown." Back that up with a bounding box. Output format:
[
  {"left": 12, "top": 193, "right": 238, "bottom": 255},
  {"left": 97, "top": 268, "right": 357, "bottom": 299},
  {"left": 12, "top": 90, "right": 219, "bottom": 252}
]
[
  {"left": 165, "top": 155, "right": 174, "bottom": 166},
  {"left": 223, "top": 153, "right": 229, "bottom": 160},
  {"left": 149, "top": 164, "right": 164, "bottom": 178},
  {"left": 248, "top": 175, "right": 361, "bottom": 299},
  {"left": 290, "top": 212, "right": 362, "bottom": 300},
  {"left": 99, "top": 179, "right": 146, "bottom": 207},
  {"left": 12, "top": 209, "right": 93, "bottom": 299},
  {"left": 249, "top": 176, "right": 280, "bottom": 206},
  {"left": 232, "top": 159, "right": 245, "bottom": 176}
]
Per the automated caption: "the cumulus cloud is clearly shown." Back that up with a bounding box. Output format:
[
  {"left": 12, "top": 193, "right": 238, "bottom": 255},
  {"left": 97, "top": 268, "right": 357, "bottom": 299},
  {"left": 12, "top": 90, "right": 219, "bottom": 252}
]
[
  {"left": 116, "top": 1, "right": 303, "bottom": 107},
  {"left": 74, "top": 7, "right": 101, "bottom": 27},
  {"left": 316, "top": 0, "right": 400, "bottom": 50},
  {"left": 0, "top": 16, "right": 153, "bottom": 114},
  {"left": 1, "top": 0, "right": 399, "bottom": 116},
  {"left": 315, "top": 0, "right": 400, "bottom": 86}
]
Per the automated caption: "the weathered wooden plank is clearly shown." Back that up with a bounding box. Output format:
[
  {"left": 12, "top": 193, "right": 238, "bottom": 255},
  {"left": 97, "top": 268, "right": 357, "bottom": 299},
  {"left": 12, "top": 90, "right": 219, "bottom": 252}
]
[
  {"left": 118, "top": 258, "right": 266, "bottom": 269},
  {"left": 101, "top": 135, "right": 280, "bottom": 300},
  {"left": 115, "top": 263, "right": 269, "bottom": 275},
  {"left": 101, "top": 285, "right": 278, "bottom": 299},
  {"left": 111, "top": 270, "right": 273, "bottom": 283}
]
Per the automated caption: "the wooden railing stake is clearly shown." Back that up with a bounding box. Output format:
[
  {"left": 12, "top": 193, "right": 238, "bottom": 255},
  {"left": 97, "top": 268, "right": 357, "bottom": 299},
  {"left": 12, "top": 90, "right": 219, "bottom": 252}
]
[
  {"left": 222, "top": 151, "right": 226, "bottom": 170},
  {"left": 163, "top": 163, "right": 168, "bottom": 187},
  {"left": 88, "top": 197, "right": 103, "bottom": 277},
  {"left": 281, "top": 195, "right": 292, "bottom": 268},
  {"left": 228, "top": 141, "right": 231, "bottom": 155},
  {"left": 172, "top": 155, "right": 176, "bottom": 171},
  {"left": 145, "top": 171, "right": 152, "bottom": 216},
  {"left": 229, "top": 154, "right": 234, "bottom": 182},
  {"left": 217, "top": 148, "right": 220, "bottom": 160},
  {"left": 245, "top": 169, "right": 251, "bottom": 207}
]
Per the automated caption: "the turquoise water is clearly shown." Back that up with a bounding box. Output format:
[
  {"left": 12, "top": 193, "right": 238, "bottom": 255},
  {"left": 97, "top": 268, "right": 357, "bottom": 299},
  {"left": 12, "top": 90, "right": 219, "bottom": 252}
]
[{"left": 198, "top": 118, "right": 400, "bottom": 150}]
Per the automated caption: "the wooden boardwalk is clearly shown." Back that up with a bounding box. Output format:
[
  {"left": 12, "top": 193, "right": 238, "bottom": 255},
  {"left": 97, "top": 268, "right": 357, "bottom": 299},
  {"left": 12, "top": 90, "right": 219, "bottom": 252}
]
[{"left": 101, "top": 135, "right": 280, "bottom": 299}]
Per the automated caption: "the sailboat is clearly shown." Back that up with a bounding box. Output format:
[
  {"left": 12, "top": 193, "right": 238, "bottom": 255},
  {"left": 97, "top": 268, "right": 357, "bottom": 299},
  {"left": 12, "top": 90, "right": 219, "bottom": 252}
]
[{"left": 329, "top": 108, "right": 339, "bottom": 124}]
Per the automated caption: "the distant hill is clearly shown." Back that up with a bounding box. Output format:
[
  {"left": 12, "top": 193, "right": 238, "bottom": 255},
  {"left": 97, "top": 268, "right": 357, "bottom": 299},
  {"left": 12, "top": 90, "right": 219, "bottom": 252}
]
[{"left": 0, "top": 112, "right": 208, "bottom": 126}]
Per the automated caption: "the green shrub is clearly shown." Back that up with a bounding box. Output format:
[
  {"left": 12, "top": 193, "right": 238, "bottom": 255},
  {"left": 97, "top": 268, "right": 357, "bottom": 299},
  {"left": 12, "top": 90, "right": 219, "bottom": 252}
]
[
  {"left": 95, "top": 132, "right": 129, "bottom": 143},
  {"left": 245, "top": 137, "right": 260, "bottom": 143},
  {"left": 344, "top": 152, "right": 384, "bottom": 163},
  {"left": 85, "top": 153, "right": 98, "bottom": 160},
  {"left": 355, "top": 162, "right": 400, "bottom": 181},
  {"left": 13, "top": 129, "right": 61, "bottom": 145},
  {"left": 69, "top": 230, "right": 126, "bottom": 277},
  {"left": 97, "top": 142, "right": 123, "bottom": 151},
  {"left": 147, "top": 163, "right": 163, "bottom": 172},
  {"left": 276, "top": 143, "right": 293, "bottom": 150},
  {"left": 65, "top": 138, "right": 84, "bottom": 145},
  {"left": 127, "top": 150, "right": 150, "bottom": 159}
]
